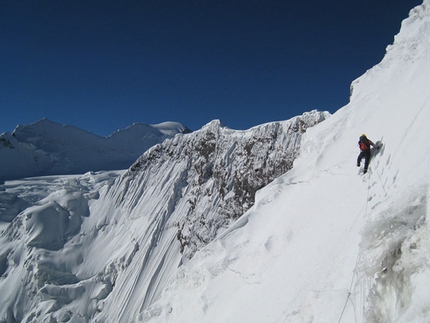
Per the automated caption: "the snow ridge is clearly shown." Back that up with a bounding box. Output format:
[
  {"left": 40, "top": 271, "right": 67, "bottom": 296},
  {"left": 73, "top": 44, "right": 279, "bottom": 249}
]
[
  {"left": 124, "top": 111, "right": 328, "bottom": 259},
  {"left": 86, "top": 111, "right": 328, "bottom": 323}
]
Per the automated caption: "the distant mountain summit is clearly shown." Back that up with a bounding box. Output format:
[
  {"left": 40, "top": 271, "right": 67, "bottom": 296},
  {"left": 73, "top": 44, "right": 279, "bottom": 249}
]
[{"left": 0, "top": 119, "right": 190, "bottom": 182}]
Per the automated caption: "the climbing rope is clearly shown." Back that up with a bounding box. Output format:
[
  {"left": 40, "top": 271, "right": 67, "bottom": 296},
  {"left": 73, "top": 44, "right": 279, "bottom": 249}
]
[
  {"left": 337, "top": 252, "right": 360, "bottom": 323},
  {"left": 372, "top": 167, "right": 387, "bottom": 195},
  {"left": 337, "top": 170, "right": 372, "bottom": 323}
]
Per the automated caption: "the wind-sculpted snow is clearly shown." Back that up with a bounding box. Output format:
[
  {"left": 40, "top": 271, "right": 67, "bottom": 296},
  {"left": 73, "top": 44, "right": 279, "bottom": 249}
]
[
  {"left": 88, "top": 111, "right": 328, "bottom": 322},
  {"left": 0, "top": 112, "right": 327, "bottom": 322},
  {"left": 0, "top": 171, "right": 123, "bottom": 323},
  {"left": 0, "top": 119, "right": 189, "bottom": 182},
  {"left": 124, "top": 111, "right": 328, "bottom": 259}
]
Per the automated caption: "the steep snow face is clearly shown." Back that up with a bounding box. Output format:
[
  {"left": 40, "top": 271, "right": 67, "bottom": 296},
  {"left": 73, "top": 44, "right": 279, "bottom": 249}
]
[
  {"left": 92, "top": 112, "right": 328, "bottom": 323},
  {"left": 0, "top": 119, "right": 189, "bottom": 182},
  {"left": 137, "top": 2, "right": 430, "bottom": 323},
  {"left": 125, "top": 111, "right": 328, "bottom": 260},
  {"left": 0, "top": 111, "right": 328, "bottom": 322}
]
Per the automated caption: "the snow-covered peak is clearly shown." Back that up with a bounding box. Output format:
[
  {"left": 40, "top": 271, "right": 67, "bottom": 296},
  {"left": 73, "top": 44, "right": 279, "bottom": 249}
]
[
  {"left": 13, "top": 118, "right": 97, "bottom": 141},
  {"left": 0, "top": 118, "right": 188, "bottom": 182},
  {"left": 151, "top": 121, "right": 192, "bottom": 136},
  {"left": 199, "top": 119, "right": 227, "bottom": 131},
  {"left": 11, "top": 118, "right": 101, "bottom": 153},
  {"left": 108, "top": 121, "right": 190, "bottom": 139}
]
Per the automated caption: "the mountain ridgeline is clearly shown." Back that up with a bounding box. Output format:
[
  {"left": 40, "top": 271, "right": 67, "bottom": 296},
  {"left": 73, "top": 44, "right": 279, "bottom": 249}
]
[
  {"left": 0, "top": 119, "right": 190, "bottom": 182},
  {"left": 0, "top": 111, "right": 329, "bottom": 322},
  {"left": 120, "top": 111, "right": 329, "bottom": 259},
  {"left": 88, "top": 111, "right": 330, "bottom": 322}
]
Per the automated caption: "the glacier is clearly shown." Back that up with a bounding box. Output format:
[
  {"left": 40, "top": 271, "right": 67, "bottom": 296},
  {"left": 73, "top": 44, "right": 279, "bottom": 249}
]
[{"left": 1, "top": 0, "right": 430, "bottom": 322}]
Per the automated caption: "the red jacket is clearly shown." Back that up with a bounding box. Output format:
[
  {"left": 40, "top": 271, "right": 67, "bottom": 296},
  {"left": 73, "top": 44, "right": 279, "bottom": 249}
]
[{"left": 359, "top": 137, "right": 374, "bottom": 151}]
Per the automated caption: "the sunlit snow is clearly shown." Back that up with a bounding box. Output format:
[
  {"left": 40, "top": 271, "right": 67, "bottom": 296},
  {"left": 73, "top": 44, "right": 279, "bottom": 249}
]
[
  {"left": 0, "top": 119, "right": 188, "bottom": 182},
  {"left": 1, "top": 1, "right": 430, "bottom": 322}
]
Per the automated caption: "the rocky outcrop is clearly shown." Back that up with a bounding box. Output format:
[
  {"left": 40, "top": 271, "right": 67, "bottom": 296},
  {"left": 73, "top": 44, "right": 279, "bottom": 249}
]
[{"left": 124, "top": 110, "right": 329, "bottom": 258}]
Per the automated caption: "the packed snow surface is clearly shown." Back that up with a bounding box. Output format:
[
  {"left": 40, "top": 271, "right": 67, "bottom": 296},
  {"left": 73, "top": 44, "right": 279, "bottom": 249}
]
[{"left": 1, "top": 1, "right": 430, "bottom": 322}]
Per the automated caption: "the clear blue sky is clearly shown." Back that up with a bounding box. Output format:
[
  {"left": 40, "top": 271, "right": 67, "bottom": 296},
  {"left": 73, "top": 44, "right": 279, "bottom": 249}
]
[{"left": 1, "top": 0, "right": 422, "bottom": 136}]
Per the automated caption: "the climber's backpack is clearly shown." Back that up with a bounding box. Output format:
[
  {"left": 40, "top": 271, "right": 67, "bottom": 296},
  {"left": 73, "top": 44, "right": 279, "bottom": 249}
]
[{"left": 358, "top": 136, "right": 369, "bottom": 151}]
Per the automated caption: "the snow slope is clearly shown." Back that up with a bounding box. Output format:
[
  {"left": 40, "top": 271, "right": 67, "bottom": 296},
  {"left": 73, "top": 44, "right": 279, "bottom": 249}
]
[
  {"left": 0, "top": 119, "right": 189, "bottom": 182},
  {"left": 139, "top": 2, "right": 430, "bottom": 323},
  {"left": 1, "top": 1, "right": 430, "bottom": 323},
  {"left": 0, "top": 110, "right": 327, "bottom": 323}
]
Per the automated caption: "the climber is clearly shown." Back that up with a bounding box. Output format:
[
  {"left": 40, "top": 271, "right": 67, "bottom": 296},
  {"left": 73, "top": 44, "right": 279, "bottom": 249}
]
[{"left": 357, "top": 134, "right": 377, "bottom": 174}]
